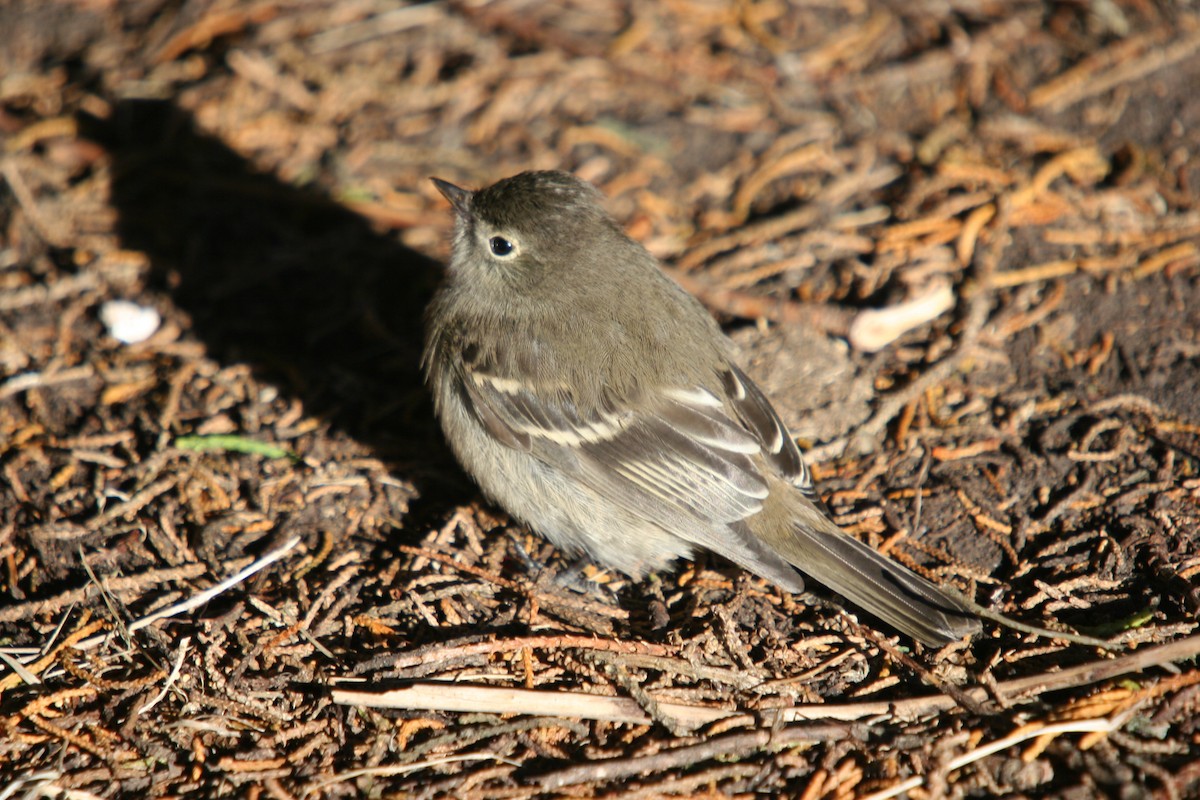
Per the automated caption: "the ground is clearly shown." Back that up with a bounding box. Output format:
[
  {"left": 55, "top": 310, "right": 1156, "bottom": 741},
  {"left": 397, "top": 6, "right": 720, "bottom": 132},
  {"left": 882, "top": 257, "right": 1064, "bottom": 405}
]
[{"left": 2, "top": 1, "right": 1200, "bottom": 798}]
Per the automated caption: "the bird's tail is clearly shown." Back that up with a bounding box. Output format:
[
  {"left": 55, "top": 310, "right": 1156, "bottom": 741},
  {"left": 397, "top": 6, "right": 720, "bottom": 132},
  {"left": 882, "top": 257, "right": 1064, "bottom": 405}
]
[{"left": 751, "top": 488, "right": 981, "bottom": 647}]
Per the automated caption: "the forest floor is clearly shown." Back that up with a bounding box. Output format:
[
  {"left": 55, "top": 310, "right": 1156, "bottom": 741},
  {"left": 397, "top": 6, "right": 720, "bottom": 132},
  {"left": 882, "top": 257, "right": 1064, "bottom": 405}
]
[{"left": 2, "top": 1, "right": 1200, "bottom": 797}]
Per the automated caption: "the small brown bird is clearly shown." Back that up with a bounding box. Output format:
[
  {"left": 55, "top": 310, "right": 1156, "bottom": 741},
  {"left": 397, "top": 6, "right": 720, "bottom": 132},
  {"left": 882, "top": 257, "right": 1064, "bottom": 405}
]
[{"left": 424, "top": 170, "right": 980, "bottom": 646}]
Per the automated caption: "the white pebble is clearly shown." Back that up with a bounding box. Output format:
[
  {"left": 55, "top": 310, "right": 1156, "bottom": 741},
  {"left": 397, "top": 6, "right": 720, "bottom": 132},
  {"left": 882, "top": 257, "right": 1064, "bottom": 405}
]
[{"left": 99, "top": 300, "right": 161, "bottom": 344}]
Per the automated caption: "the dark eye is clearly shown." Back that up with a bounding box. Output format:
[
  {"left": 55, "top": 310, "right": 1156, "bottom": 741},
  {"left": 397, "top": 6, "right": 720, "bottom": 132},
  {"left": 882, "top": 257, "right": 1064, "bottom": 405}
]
[{"left": 489, "top": 236, "right": 514, "bottom": 256}]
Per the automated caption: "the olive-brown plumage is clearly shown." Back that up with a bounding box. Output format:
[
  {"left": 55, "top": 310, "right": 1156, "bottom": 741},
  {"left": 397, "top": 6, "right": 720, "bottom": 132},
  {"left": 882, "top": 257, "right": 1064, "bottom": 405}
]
[{"left": 424, "top": 170, "right": 980, "bottom": 646}]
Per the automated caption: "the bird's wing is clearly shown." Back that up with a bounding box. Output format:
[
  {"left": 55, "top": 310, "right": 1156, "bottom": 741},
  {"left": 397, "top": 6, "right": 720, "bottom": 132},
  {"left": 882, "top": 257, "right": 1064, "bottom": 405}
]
[
  {"left": 721, "top": 364, "right": 813, "bottom": 495},
  {"left": 460, "top": 366, "right": 772, "bottom": 534},
  {"left": 461, "top": 362, "right": 811, "bottom": 589}
]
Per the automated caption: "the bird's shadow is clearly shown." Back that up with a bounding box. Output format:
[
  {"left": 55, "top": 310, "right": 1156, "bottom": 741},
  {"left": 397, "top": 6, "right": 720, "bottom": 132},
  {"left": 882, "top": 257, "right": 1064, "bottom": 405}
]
[{"left": 78, "top": 98, "right": 469, "bottom": 545}]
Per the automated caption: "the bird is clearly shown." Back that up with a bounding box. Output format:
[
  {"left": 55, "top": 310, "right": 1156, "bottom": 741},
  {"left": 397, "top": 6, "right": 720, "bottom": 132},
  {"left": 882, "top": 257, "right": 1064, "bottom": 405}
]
[{"left": 423, "top": 170, "right": 981, "bottom": 646}]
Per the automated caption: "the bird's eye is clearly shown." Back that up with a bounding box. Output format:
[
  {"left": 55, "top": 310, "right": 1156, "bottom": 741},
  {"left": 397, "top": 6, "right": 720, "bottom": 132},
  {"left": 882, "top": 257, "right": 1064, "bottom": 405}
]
[{"left": 489, "top": 236, "right": 515, "bottom": 257}]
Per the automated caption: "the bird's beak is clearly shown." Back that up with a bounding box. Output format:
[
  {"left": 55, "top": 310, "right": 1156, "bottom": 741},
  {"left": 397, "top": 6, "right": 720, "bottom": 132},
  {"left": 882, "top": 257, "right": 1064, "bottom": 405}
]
[{"left": 431, "top": 177, "right": 472, "bottom": 216}]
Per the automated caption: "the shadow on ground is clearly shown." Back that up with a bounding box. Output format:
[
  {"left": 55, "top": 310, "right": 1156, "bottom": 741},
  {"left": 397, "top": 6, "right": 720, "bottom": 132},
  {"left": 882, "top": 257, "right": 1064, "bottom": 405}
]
[{"left": 78, "top": 98, "right": 470, "bottom": 533}]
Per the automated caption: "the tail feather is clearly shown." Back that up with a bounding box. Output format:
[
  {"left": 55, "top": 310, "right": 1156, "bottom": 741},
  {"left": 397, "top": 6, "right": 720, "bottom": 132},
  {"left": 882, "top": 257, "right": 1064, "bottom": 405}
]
[{"left": 751, "top": 491, "right": 981, "bottom": 646}]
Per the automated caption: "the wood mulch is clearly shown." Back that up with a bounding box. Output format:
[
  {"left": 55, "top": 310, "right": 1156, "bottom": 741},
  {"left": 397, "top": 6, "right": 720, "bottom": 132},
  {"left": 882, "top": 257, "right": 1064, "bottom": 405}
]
[{"left": 2, "top": 2, "right": 1199, "bottom": 797}]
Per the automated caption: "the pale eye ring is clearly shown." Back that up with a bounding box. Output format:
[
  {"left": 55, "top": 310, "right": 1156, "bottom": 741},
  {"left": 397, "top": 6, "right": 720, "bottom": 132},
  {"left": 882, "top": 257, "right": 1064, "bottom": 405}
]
[{"left": 489, "top": 236, "right": 515, "bottom": 257}]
